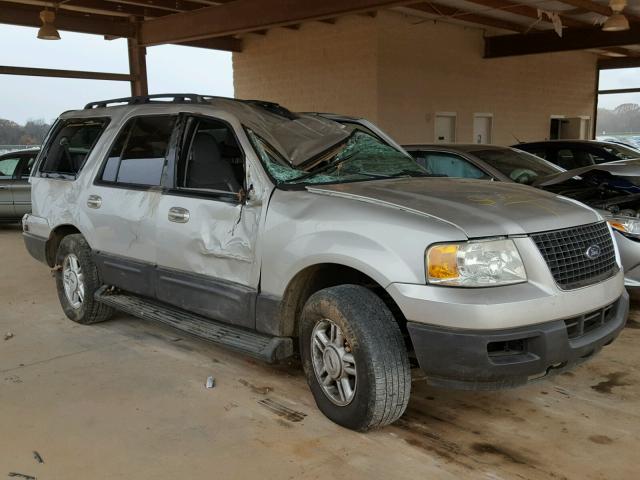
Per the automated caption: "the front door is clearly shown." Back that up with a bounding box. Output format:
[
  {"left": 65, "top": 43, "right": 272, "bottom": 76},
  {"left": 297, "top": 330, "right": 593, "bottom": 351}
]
[
  {"left": 0, "top": 154, "right": 20, "bottom": 219},
  {"left": 155, "top": 114, "right": 264, "bottom": 329}
]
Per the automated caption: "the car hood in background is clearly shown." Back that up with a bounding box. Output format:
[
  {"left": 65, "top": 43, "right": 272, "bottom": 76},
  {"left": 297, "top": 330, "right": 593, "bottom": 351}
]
[
  {"left": 533, "top": 159, "right": 640, "bottom": 187},
  {"left": 308, "top": 178, "right": 599, "bottom": 238}
]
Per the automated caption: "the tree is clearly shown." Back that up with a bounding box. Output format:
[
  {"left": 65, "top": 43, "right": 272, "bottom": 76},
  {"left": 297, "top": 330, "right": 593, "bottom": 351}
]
[
  {"left": 597, "top": 103, "right": 640, "bottom": 135},
  {"left": 0, "top": 118, "right": 51, "bottom": 145}
]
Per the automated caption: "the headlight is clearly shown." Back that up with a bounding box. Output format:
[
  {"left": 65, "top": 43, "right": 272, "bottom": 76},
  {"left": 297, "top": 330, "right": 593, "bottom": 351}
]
[
  {"left": 427, "top": 239, "right": 527, "bottom": 287},
  {"left": 607, "top": 217, "right": 640, "bottom": 237}
]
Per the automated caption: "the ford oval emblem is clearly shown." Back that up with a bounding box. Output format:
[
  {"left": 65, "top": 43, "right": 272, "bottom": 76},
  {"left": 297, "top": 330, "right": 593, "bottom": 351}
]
[{"left": 585, "top": 244, "right": 601, "bottom": 260}]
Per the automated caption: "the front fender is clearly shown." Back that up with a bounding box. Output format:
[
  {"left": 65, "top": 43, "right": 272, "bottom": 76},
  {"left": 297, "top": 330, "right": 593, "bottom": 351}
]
[{"left": 260, "top": 189, "right": 467, "bottom": 296}]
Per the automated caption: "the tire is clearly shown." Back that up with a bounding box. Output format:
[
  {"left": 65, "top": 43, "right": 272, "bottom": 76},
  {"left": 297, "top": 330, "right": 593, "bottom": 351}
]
[
  {"left": 55, "top": 234, "right": 113, "bottom": 325},
  {"left": 300, "top": 284, "right": 411, "bottom": 431}
]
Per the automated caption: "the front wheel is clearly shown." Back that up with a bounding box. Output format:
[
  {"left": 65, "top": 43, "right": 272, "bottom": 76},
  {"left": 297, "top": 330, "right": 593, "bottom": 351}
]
[
  {"left": 300, "top": 285, "right": 411, "bottom": 431},
  {"left": 55, "top": 234, "right": 113, "bottom": 324}
]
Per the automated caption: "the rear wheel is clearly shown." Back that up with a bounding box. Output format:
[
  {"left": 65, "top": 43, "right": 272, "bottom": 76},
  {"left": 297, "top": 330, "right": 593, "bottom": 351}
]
[
  {"left": 300, "top": 284, "right": 411, "bottom": 431},
  {"left": 55, "top": 234, "right": 113, "bottom": 324}
]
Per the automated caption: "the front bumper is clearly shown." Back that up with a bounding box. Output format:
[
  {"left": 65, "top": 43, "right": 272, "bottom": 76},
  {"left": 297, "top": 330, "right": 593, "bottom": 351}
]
[{"left": 407, "top": 290, "right": 628, "bottom": 390}]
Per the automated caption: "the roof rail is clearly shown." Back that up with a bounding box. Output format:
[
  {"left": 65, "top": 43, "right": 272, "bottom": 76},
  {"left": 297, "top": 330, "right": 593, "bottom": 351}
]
[
  {"left": 84, "top": 93, "right": 217, "bottom": 109},
  {"left": 83, "top": 93, "right": 297, "bottom": 119}
]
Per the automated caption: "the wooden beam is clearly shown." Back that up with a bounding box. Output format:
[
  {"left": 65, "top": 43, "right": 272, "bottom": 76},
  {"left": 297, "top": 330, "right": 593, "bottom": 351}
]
[
  {"left": 462, "top": 0, "right": 587, "bottom": 28},
  {"left": 0, "top": 3, "right": 242, "bottom": 50},
  {"left": 558, "top": 0, "right": 640, "bottom": 23},
  {"left": 176, "top": 37, "right": 243, "bottom": 51},
  {"left": 104, "top": 0, "right": 212, "bottom": 14},
  {"left": 409, "top": 2, "right": 529, "bottom": 33},
  {"left": 0, "top": 3, "right": 136, "bottom": 37},
  {"left": 127, "top": 36, "right": 148, "bottom": 95},
  {"left": 462, "top": 0, "right": 640, "bottom": 59},
  {"left": 138, "top": 0, "right": 421, "bottom": 45},
  {"left": 0, "top": 65, "right": 131, "bottom": 81},
  {"left": 64, "top": 0, "right": 172, "bottom": 18},
  {"left": 485, "top": 24, "right": 640, "bottom": 58},
  {"left": 598, "top": 56, "right": 640, "bottom": 69}
]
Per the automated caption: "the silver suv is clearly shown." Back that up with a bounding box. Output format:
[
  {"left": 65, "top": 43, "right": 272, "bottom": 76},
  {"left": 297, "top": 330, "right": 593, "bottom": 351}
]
[{"left": 23, "top": 94, "right": 628, "bottom": 431}]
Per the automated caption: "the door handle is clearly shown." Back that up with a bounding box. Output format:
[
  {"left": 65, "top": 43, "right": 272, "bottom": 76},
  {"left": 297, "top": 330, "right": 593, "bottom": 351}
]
[
  {"left": 168, "top": 207, "right": 190, "bottom": 223},
  {"left": 87, "top": 195, "right": 102, "bottom": 209}
]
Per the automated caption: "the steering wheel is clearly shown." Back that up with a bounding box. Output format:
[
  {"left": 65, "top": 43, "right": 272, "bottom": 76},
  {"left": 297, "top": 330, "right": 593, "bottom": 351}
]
[{"left": 510, "top": 168, "right": 538, "bottom": 185}]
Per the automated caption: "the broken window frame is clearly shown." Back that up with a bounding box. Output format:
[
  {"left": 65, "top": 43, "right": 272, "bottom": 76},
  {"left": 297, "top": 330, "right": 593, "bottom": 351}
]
[{"left": 36, "top": 117, "right": 110, "bottom": 181}]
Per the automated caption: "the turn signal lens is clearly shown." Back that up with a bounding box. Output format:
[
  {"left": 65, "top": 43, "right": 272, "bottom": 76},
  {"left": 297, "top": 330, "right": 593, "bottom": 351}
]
[{"left": 427, "top": 245, "right": 459, "bottom": 280}]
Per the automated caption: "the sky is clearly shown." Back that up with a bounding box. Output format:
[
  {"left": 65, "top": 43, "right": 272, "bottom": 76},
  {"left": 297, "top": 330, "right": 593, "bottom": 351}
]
[
  {"left": 1, "top": 24, "right": 638, "bottom": 123},
  {"left": 0, "top": 25, "right": 234, "bottom": 124},
  {"left": 598, "top": 67, "right": 640, "bottom": 110}
]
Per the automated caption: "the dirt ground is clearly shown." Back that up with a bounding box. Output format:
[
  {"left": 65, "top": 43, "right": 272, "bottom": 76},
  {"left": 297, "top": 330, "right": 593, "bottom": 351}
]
[{"left": 1, "top": 224, "right": 639, "bottom": 480}]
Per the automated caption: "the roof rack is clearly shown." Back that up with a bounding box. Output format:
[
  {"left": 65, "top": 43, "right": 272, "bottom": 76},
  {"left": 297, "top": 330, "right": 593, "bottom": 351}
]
[
  {"left": 83, "top": 93, "right": 297, "bottom": 119},
  {"left": 84, "top": 93, "right": 220, "bottom": 109}
]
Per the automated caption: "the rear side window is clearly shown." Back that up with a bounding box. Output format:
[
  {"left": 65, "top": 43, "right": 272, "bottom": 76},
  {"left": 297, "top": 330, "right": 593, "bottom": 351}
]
[
  {"left": 40, "top": 118, "right": 109, "bottom": 177},
  {"left": 100, "top": 115, "right": 176, "bottom": 187}
]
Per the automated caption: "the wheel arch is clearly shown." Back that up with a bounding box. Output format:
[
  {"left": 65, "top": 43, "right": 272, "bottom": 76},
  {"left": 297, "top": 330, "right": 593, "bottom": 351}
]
[
  {"left": 45, "top": 224, "right": 83, "bottom": 267},
  {"left": 276, "top": 262, "right": 407, "bottom": 339}
]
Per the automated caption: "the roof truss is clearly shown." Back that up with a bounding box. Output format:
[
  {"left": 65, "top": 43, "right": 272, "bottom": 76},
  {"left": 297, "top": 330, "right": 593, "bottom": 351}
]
[{"left": 0, "top": 0, "right": 638, "bottom": 58}]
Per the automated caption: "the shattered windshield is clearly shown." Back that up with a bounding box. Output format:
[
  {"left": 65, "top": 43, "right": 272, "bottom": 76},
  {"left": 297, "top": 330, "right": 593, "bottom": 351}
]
[
  {"left": 249, "top": 130, "right": 431, "bottom": 185},
  {"left": 471, "top": 148, "right": 562, "bottom": 185}
]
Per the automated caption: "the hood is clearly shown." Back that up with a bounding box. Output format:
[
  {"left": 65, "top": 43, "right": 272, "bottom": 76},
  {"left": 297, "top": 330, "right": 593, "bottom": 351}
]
[
  {"left": 534, "top": 159, "right": 640, "bottom": 187},
  {"left": 307, "top": 178, "right": 600, "bottom": 238}
]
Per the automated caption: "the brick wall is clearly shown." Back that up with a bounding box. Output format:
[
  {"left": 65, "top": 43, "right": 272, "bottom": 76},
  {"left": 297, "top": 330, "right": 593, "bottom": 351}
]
[
  {"left": 233, "top": 11, "right": 597, "bottom": 146},
  {"left": 233, "top": 15, "right": 379, "bottom": 121}
]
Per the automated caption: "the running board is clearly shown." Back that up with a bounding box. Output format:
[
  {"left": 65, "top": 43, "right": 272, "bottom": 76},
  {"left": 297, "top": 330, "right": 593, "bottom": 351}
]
[{"left": 95, "top": 287, "right": 293, "bottom": 363}]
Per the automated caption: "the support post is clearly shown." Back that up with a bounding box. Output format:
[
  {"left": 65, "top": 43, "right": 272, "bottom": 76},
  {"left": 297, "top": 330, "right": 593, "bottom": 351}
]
[{"left": 127, "top": 36, "right": 148, "bottom": 97}]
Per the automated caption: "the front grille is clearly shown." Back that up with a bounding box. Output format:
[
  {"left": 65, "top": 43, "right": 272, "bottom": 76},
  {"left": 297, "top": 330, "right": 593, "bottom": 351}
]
[
  {"left": 531, "top": 222, "right": 617, "bottom": 290},
  {"left": 564, "top": 301, "right": 617, "bottom": 340}
]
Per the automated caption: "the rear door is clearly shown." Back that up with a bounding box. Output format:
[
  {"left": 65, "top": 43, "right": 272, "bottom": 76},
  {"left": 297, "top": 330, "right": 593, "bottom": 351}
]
[
  {"left": 0, "top": 154, "right": 20, "bottom": 219},
  {"left": 12, "top": 152, "right": 38, "bottom": 217},
  {"left": 89, "top": 114, "right": 177, "bottom": 298}
]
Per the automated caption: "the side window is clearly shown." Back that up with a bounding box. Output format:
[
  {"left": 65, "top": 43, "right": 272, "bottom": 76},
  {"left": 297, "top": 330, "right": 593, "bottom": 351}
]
[
  {"left": 20, "top": 155, "right": 38, "bottom": 179},
  {"left": 101, "top": 115, "right": 176, "bottom": 187},
  {"left": 555, "top": 149, "right": 577, "bottom": 169},
  {"left": 528, "top": 148, "right": 548, "bottom": 159},
  {"left": 588, "top": 152, "right": 609, "bottom": 164},
  {"left": 177, "top": 117, "right": 244, "bottom": 194},
  {"left": 40, "top": 118, "right": 108, "bottom": 176},
  {"left": 416, "top": 152, "right": 487, "bottom": 179},
  {"left": 0, "top": 157, "right": 20, "bottom": 178},
  {"left": 566, "top": 148, "right": 593, "bottom": 168}
]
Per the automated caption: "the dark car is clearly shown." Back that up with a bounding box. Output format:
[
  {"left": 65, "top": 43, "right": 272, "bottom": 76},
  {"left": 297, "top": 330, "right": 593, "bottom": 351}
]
[
  {"left": 404, "top": 144, "right": 640, "bottom": 287},
  {"left": 513, "top": 140, "right": 640, "bottom": 170},
  {"left": 0, "top": 148, "right": 39, "bottom": 222}
]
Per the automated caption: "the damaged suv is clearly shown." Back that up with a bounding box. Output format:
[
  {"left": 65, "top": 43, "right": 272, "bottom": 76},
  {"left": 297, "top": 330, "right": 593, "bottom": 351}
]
[{"left": 24, "top": 95, "right": 628, "bottom": 431}]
